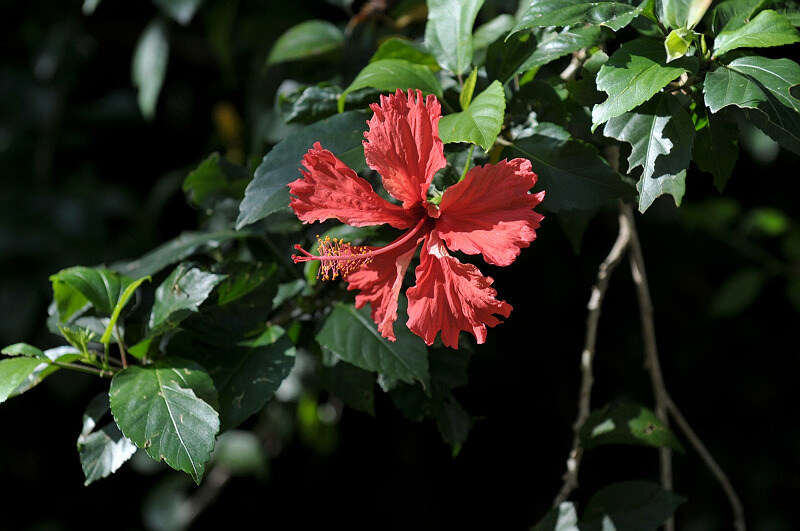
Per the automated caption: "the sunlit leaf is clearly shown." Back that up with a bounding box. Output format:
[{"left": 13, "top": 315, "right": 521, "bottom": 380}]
[
  {"left": 109, "top": 358, "right": 220, "bottom": 483},
  {"left": 77, "top": 393, "right": 137, "bottom": 486},
  {"left": 439, "top": 80, "right": 505, "bottom": 151},
  {"left": 370, "top": 37, "right": 439, "bottom": 68},
  {"left": 604, "top": 92, "right": 694, "bottom": 211},
  {"left": 338, "top": 59, "right": 443, "bottom": 112},
  {"left": 0, "top": 357, "right": 44, "bottom": 403},
  {"left": 50, "top": 266, "right": 137, "bottom": 320},
  {"left": 1, "top": 343, "right": 47, "bottom": 358},
  {"left": 657, "top": 0, "right": 712, "bottom": 30},
  {"left": 149, "top": 264, "right": 227, "bottom": 335},
  {"left": 592, "top": 38, "right": 697, "bottom": 130},
  {"left": 531, "top": 502, "right": 580, "bottom": 531},
  {"left": 579, "top": 400, "right": 684, "bottom": 451},
  {"left": 511, "top": 0, "right": 645, "bottom": 34},
  {"left": 425, "top": 0, "right": 484, "bottom": 75},
  {"left": 704, "top": 56, "right": 800, "bottom": 154},
  {"left": 713, "top": 9, "right": 800, "bottom": 57}
]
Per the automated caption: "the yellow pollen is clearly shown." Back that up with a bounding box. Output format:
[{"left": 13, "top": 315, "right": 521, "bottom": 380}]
[{"left": 292, "top": 235, "right": 373, "bottom": 280}]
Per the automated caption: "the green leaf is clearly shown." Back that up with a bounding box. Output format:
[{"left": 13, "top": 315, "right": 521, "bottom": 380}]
[
  {"left": 316, "top": 303, "right": 430, "bottom": 389},
  {"left": 531, "top": 502, "right": 580, "bottom": 531},
  {"left": 582, "top": 481, "right": 687, "bottom": 531},
  {"left": 194, "top": 333, "right": 295, "bottom": 431},
  {"left": 153, "top": 0, "right": 203, "bottom": 25},
  {"left": 317, "top": 359, "right": 376, "bottom": 416},
  {"left": 592, "top": 38, "right": 697, "bottom": 130},
  {"left": 604, "top": 93, "right": 694, "bottom": 212},
  {"left": 112, "top": 229, "right": 247, "bottom": 279},
  {"left": 459, "top": 68, "right": 478, "bottom": 110},
  {"left": 1, "top": 343, "right": 47, "bottom": 358},
  {"left": 704, "top": 56, "right": 800, "bottom": 154},
  {"left": 713, "top": 9, "right": 800, "bottom": 57},
  {"left": 504, "top": 123, "right": 635, "bottom": 212},
  {"left": 9, "top": 346, "right": 82, "bottom": 397},
  {"left": 519, "top": 25, "right": 603, "bottom": 72},
  {"left": 0, "top": 357, "right": 45, "bottom": 403},
  {"left": 664, "top": 27, "right": 694, "bottom": 62},
  {"left": 708, "top": 266, "right": 768, "bottom": 317},
  {"left": 693, "top": 106, "right": 739, "bottom": 191},
  {"left": 369, "top": 37, "right": 439, "bottom": 68},
  {"left": 132, "top": 17, "right": 169, "bottom": 121},
  {"left": 266, "top": 20, "right": 344, "bottom": 66},
  {"left": 50, "top": 266, "right": 137, "bottom": 320},
  {"left": 236, "top": 110, "right": 370, "bottom": 229},
  {"left": 77, "top": 393, "right": 137, "bottom": 486},
  {"left": 149, "top": 265, "right": 227, "bottom": 335},
  {"left": 182, "top": 153, "right": 250, "bottom": 211},
  {"left": 109, "top": 358, "right": 220, "bottom": 483},
  {"left": 424, "top": 0, "right": 484, "bottom": 75},
  {"left": 511, "top": 0, "right": 645, "bottom": 34},
  {"left": 657, "top": 0, "right": 712, "bottom": 30},
  {"left": 579, "top": 400, "right": 685, "bottom": 452},
  {"left": 100, "top": 275, "right": 150, "bottom": 345},
  {"left": 338, "top": 59, "right": 443, "bottom": 112},
  {"left": 484, "top": 31, "right": 539, "bottom": 85},
  {"left": 473, "top": 14, "right": 516, "bottom": 65},
  {"left": 438, "top": 80, "right": 505, "bottom": 151}
]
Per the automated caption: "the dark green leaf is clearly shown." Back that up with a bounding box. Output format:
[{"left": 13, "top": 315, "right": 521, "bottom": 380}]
[
  {"left": 504, "top": 123, "right": 635, "bottom": 212},
  {"left": 710, "top": 0, "right": 766, "bottom": 35},
  {"left": 0, "top": 357, "right": 45, "bottom": 403},
  {"left": 438, "top": 80, "right": 506, "bottom": 151},
  {"left": 592, "top": 38, "right": 698, "bottom": 129},
  {"left": 9, "top": 346, "right": 81, "bottom": 396},
  {"left": 182, "top": 153, "right": 249, "bottom": 211},
  {"left": 112, "top": 229, "right": 247, "bottom": 279},
  {"left": 317, "top": 359, "right": 376, "bottom": 416},
  {"left": 511, "top": 0, "right": 645, "bottom": 34},
  {"left": 316, "top": 303, "right": 430, "bottom": 388},
  {"left": 50, "top": 266, "right": 136, "bottom": 320},
  {"left": 194, "top": 333, "right": 295, "bottom": 431},
  {"left": 508, "top": 81, "right": 569, "bottom": 131},
  {"left": 266, "top": 20, "right": 344, "bottom": 65},
  {"left": 713, "top": 9, "right": 800, "bottom": 56},
  {"left": 484, "top": 31, "right": 538, "bottom": 85},
  {"left": 693, "top": 106, "right": 739, "bottom": 191},
  {"left": 473, "top": 14, "right": 516, "bottom": 65},
  {"left": 582, "top": 481, "right": 687, "bottom": 531},
  {"left": 338, "top": 59, "right": 443, "bottom": 112},
  {"left": 580, "top": 400, "right": 685, "bottom": 451},
  {"left": 77, "top": 393, "right": 137, "bottom": 485},
  {"left": 708, "top": 266, "right": 768, "bottom": 317},
  {"left": 101, "top": 275, "right": 150, "bottom": 345},
  {"left": 213, "top": 261, "right": 276, "bottom": 306},
  {"left": 236, "top": 110, "right": 370, "bottom": 229},
  {"left": 604, "top": 92, "right": 694, "bottom": 212},
  {"left": 424, "top": 0, "right": 484, "bottom": 75},
  {"left": 109, "top": 358, "right": 220, "bottom": 483},
  {"left": 704, "top": 56, "right": 800, "bottom": 154},
  {"left": 132, "top": 18, "right": 169, "bottom": 121},
  {"left": 149, "top": 265, "right": 227, "bottom": 335}
]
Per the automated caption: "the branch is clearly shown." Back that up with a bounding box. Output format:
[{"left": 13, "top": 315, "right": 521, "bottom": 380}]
[
  {"left": 553, "top": 206, "right": 632, "bottom": 507},
  {"left": 622, "top": 203, "right": 746, "bottom": 531}
]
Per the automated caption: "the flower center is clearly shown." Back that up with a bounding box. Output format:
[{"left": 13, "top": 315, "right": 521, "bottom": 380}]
[{"left": 292, "top": 215, "right": 429, "bottom": 280}]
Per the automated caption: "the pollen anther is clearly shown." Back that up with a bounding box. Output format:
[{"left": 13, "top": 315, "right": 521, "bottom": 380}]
[{"left": 292, "top": 236, "right": 372, "bottom": 280}]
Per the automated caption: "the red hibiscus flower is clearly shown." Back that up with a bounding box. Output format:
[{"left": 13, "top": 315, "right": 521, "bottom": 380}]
[{"left": 288, "top": 89, "right": 545, "bottom": 349}]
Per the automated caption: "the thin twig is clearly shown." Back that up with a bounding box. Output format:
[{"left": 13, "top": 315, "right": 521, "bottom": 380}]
[
  {"left": 623, "top": 203, "right": 746, "bottom": 531},
  {"left": 553, "top": 207, "right": 632, "bottom": 507},
  {"left": 665, "top": 395, "right": 747, "bottom": 531},
  {"left": 622, "top": 203, "right": 674, "bottom": 531}
]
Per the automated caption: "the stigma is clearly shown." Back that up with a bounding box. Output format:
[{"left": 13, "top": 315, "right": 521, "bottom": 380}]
[{"left": 292, "top": 236, "right": 373, "bottom": 280}]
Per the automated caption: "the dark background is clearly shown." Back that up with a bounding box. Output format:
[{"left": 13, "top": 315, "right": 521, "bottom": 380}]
[{"left": 1, "top": 1, "right": 798, "bottom": 529}]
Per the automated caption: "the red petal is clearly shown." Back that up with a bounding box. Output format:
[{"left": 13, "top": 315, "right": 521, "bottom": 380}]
[
  {"left": 436, "top": 158, "right": 545, "bottom": 267},
  {"left": 406, "top": 233, "right": 512, "bottom": 348},
  {"left": 363, "top": 89, "right": 446, "bottom": 208},
  {"left": 345, "top": 230, "right": 425, "bottom": 341},
  {"left": 289, "top": 142, "right": 417, "bottom": 229}
]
